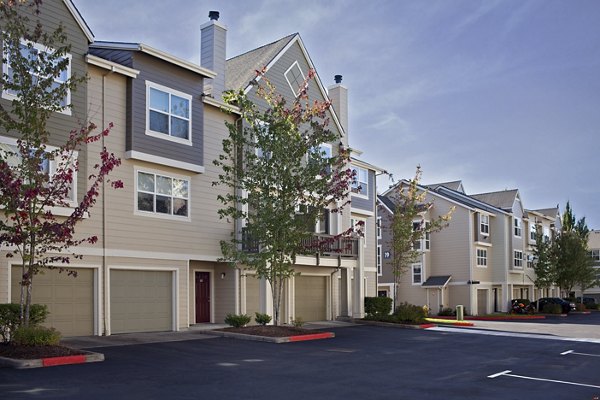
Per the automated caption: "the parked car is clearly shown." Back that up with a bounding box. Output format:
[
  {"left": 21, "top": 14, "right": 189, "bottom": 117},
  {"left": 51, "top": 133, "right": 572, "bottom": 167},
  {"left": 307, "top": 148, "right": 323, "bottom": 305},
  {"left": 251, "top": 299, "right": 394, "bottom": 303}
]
[
  {"left": 576, "top": 297, "right": 597, "bottom": 307},
  {"left": 531, "top": 297, "right": 576, "bottom": 314}
]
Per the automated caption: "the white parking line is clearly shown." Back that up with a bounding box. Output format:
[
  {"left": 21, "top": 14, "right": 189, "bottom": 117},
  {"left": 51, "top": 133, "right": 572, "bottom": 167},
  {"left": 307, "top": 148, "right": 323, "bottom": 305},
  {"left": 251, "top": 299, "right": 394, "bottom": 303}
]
[
  {"left": 561, "top": 350, "right": 600, "bottom": 357},
  {"left": 428, "top": 326, "right": 600, "bottom": 344},
  {"left": 487, "top": 370, "right": 600, "bottom": 389}
]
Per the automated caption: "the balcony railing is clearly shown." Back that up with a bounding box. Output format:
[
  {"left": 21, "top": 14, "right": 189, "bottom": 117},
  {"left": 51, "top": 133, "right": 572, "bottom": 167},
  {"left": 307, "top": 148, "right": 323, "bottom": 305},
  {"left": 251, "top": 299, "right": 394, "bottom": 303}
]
[{"left": 241, "top": 230, "right": 359, "bottom": 259}]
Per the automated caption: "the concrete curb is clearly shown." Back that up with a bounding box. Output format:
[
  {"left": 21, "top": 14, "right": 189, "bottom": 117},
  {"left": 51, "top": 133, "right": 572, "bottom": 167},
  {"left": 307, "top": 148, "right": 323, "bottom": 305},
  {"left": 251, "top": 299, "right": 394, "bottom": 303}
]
[
  {"left": 0, "top": 350, "right": 104, "bottom": 369},
  {"left": 210, "top": 330, "right": 334, "bottom": 343},
  {"left": 354, "top": 319, "right": 437, "bottom": 330}
]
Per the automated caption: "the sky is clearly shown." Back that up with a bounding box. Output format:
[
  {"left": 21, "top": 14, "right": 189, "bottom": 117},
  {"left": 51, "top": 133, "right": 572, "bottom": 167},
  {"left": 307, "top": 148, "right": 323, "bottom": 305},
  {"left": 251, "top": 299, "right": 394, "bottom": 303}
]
[{"left": 73, "top": 0, "right": 600, "bottom": 228}]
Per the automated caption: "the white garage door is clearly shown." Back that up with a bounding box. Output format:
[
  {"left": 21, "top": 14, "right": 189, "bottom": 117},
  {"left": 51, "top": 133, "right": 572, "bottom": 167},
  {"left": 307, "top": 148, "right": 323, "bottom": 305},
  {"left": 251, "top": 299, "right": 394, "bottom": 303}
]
[
  {"left": 11, "top": 267, "right": 94, "bottom": 337},
  {"left": 295, "top": 275, "right": 327, "bottom": 322},
  {"left": 110, "top": 270, "right": 173, "bottom": 334}
]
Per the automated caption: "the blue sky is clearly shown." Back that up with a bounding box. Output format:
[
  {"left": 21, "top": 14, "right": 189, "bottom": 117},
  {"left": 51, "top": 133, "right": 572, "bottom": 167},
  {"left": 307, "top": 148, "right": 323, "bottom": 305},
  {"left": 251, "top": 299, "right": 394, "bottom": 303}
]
[{"left": 74, "top": 0, "right": 600, "bottom": 228}]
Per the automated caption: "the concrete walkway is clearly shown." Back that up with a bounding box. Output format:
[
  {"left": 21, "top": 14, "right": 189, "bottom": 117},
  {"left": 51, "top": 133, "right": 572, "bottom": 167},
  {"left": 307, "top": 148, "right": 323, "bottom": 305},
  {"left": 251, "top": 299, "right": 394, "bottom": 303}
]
[{"left": 461, "top": 320, "right": 600, "bottom": 340}]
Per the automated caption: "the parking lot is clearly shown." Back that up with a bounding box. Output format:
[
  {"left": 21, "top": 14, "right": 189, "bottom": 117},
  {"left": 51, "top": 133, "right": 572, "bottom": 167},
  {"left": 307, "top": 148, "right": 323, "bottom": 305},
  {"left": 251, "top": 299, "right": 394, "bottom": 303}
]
[{"left": 1, "top": 322, "right": 600, "bottom": 400}]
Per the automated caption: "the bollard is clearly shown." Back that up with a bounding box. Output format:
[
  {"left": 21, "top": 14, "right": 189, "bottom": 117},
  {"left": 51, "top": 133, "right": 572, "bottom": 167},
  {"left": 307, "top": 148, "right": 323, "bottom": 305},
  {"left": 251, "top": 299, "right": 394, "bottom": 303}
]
[{"left": 456, "top": 305, "right": 464, "bottom": 321}]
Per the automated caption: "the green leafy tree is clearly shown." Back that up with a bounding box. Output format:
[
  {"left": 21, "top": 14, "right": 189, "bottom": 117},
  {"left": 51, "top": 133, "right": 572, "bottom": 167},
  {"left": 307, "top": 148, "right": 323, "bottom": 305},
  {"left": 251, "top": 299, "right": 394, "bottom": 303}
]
[
  {"left": 214, "top": 71, "right": 354, "bottom": 325},
  {"left": 532, "top": 224, "right": 556, "bottom": 292},
  {"left": 385, "top": 166, "right": 454, "bottom": 308},
  {"left": 0, "top": 1, "right": 121, "bottom": 326}
]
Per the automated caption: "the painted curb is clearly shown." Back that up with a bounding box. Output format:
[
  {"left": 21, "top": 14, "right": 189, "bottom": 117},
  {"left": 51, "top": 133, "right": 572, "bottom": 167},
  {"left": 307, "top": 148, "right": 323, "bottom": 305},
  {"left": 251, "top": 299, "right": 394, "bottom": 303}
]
[
  {"left": 0, "top": 350, "right": 104, "bottom": 369},
  {"left": 355, "top": 319, "right": 437, "bottom": 330},
  {"left": 211, "top": 330, "right": 335, "bottom": 343}
]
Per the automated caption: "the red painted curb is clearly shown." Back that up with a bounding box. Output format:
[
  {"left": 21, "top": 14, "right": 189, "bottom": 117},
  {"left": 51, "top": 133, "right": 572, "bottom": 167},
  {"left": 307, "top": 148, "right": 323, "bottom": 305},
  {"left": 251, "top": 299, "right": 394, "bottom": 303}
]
[
  {"left": 288, "top": 332, "right": 334, "bottom": 342},
  {"left": 42, "top": 355, "right": 87, "bottom": 367},
  {"left": 419, "top": 324, "right": 437, "bottom": 329}
]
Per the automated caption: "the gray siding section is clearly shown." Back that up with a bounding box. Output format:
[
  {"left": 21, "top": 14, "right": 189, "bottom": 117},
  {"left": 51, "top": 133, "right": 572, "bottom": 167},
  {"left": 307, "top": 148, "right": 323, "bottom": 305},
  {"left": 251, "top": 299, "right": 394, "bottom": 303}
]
[
  {"left": 129, "top": 53, "right": 204, "bottom": 167},
  {"left": 200, "top": 23, "right": 226, "bottom": 99},
  {"left": 351, "top": 170, "right": 375, "bottom": 211},
  {"left": 377, "top": 204, "right": 395, "bottom": 284}
]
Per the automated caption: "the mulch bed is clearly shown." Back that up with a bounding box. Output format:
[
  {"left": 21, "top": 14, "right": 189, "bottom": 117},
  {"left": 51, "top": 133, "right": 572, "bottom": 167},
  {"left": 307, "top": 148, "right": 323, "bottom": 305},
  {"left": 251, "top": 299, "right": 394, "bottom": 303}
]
[
  {"left": 216, "top": 325, "right": 323, "bottom": 337},
  {"left": 0, "top": 343, "right": 83, "bottom": 360}
]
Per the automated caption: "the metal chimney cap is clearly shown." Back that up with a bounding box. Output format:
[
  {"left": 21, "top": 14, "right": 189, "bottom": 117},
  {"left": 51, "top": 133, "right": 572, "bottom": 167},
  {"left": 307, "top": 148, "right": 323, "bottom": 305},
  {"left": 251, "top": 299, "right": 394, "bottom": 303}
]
[
  {"left": 208, "top": 11, "right": 220, "bottom": 21},
  {"left": 334, "top": 74, "right": 343, "bottom": 84}
]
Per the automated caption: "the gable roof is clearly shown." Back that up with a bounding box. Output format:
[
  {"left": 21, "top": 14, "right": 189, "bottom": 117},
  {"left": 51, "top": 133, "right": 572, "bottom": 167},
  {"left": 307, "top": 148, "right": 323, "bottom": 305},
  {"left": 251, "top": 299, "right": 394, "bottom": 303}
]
[
  {"left": 433, "top": 186, "right": 506, "bottom": 216},
  {"left": 225, "top": 33, "right": 346, "bottom": 137},
  {"left": 377, "top": 195, "right": 396, "bottom": 214},
  {"left": 89, "top": 41, "right": 216, "bottom": 78},
  {"left": 225, "top": 34, "right": 296, "bottom": 92},
  {"left": 471, "top": 189, "right": 519, "bottom": 212},
  {"left": 425, "top": 180, "right": 464, "bottom": 193},
  {"left": 531, "top": 207, "right": 560, "bottom": 219},
  {"left": 64, "top": 0, "right": 94, "bottom": 42}
]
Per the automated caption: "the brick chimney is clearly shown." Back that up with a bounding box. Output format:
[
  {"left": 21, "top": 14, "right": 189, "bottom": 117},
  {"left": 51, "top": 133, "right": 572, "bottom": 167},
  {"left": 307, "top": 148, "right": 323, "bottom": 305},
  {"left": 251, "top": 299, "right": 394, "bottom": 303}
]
[
  {"left": 328, "top": 74, "right": 348, "bottom": 146},
  {"left": 200, "top": 11, "right": 227, "bottom": 101}
]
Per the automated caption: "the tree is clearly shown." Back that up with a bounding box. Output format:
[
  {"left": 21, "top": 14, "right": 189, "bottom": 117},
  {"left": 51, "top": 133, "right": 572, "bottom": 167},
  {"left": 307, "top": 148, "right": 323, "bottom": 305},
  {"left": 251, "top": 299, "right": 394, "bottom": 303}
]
[
  {"left": 553, "top": 201, "right": 596, "bottom": 298},
  {"left": 384, "top": 166, "right": 454, "bottom": 308},
  {"left": 532, "top": 224, "right": 556, "bottom": 292},
  {"left": 214, "top": 70, "right": 354, "bottom": 325},
  {"left": 0, "top": 1, "right": 122, "bottom": 326}
]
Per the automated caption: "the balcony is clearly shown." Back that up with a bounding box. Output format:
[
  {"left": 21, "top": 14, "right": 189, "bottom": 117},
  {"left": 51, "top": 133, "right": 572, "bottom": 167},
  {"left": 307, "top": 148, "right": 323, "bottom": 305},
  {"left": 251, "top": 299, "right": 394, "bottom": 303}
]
[{"left": 242, "top": 229, "right": 359, "bottom": 259}]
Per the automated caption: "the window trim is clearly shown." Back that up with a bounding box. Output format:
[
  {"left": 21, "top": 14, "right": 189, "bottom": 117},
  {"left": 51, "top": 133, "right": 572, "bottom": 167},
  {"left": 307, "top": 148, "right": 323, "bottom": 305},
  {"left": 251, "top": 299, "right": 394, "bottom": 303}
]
[
  {"left": 513, "top": 250, "right": 523, "bottom": 268},
  {"left": 514, "top": 217, "right": 522, "bottom": 237},
  {"left": 476, "top": 248, "right": 487, "bottom": 268},
  {"left": 2, "top": 39, "right": 72, "bottom": 116},
  {"left": 351, "top": 217, "right": 367, "bottom": 248},
  {"left": 145, "top": 80, "right": 193, "bottom": 146},
  {"left": 134, "top": 168, "right": 191, "bottom": 221},
  {"left": 284, "top": 61, "right": 305, "bottom": 97},
  {"left": 376, "top": 216, "right": 382, "bottom": 240},
  {"left": 529, "top": 223, "right": 537, "bottom": 242},
  {"left": 351, "top": 166, "right": 369, "bottom": 198},
  {"left": 377, "top": 244, "right": 382, "bottom": 276},
  {"left": 411, "top": 263, "right": 422, "bottom": 285},
  {"left": 480, "top": 214, "right": 490, "bottom": 236}
]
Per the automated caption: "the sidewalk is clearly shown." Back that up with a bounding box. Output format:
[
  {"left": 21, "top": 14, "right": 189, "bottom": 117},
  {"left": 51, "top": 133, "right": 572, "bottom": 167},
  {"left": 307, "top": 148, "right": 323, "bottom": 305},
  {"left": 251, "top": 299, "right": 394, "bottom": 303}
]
[
  {"left": 61, "top": 320, "right": 355, "bottom": 349},
  {"left": 461, "top": 320, "right": 600, "bottom": 340}
]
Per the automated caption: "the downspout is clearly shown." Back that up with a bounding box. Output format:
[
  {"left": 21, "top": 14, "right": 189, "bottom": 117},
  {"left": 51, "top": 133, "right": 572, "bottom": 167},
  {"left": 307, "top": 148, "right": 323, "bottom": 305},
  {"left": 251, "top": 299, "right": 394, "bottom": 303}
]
[
  {"left": 468, "top": 211, "right": 474, "bottom": 314},
  {"left": 101, "top": 66, "right": 116, "bottom": 336}
]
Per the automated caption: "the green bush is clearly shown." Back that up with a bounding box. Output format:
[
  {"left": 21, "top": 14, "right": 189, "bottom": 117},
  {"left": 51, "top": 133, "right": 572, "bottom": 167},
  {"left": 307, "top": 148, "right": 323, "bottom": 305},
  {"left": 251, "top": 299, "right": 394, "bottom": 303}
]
[
  {"left": 0, "top": 303, "right": 49, "bottom": 343},
  {"left": 364, "top": 297, "right": 393, "bottom": 317},
  {"left": 291, "top": 317, "right": 304, "bottom": 327},
  {"left": 12, "top": 325, "right": 60, "bottom": 346},
  {"left": 437, "top": 307, "right": 455, "bottom": 317},
  {"left": 393, "top": 302, "right": 426, "bottom": 324},
  {"left": 254, "top": 312, "right": 272, "bottom": 326},
  {"left": 224, "top": 313, "right": 251, "bottom": 328},
  {"left": 575, "top": 303, "right": 587, "bottom": 312},
  {"left": 542, "top": 303, "right": 562, "bottom": 314}
]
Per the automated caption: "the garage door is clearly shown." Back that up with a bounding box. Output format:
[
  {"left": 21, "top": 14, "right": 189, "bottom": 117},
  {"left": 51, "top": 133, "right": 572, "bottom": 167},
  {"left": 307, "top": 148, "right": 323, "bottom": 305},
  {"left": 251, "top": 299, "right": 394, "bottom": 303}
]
[
  {"left": 110, "top": 270, "right": 173, "bottom": 334},
  {"left": 11, "top": 267, "right": 94, "bottom": 337},
  {"left": 295, "top": 275, "right": 327, "bottom": 322},
  {"left": 245, "top": 275, "right": 260, "bottom": 323}
]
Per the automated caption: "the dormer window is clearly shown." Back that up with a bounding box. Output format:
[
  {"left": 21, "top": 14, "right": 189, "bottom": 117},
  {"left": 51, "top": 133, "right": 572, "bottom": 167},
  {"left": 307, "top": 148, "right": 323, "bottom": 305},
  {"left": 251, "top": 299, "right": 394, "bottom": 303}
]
[
  {"left": 146, "top": 81, "right": 192, "bottom": 145},
  {"left": 284, "top": 61, "right": 305, "bottom": 96}
]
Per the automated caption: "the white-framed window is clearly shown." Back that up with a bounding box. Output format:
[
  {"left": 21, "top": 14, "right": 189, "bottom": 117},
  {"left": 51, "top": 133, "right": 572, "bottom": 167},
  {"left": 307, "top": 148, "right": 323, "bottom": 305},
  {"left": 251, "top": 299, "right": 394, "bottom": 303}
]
[
  {"left": 315, "top": 209, "right": 330, "bottom": 235},
  {"left": 476, "top": 248, "right": 487, "bottom": 267},
  {"left": 376, "top": 216, "right": 382, "bottom": 240},
  {"left": 2, "top": 40, "right": 72, "bottom": 115},
  {"left": 136, "top": 170, "right": 190, "bottom": 218},
  {"left": 146, "top": 81, "right": 192, "bottom": 145},
  {"left": 529, "top": 223, "right": 537, "bottom": 242},
  {"left": 513, "top": 250, "right": 523, "bottom": 268},
  {"left": 377, "top": 245, "right": 382, "bottom": 275},
  {"left": 0, "top": 136, "right": 77, "bottom": 205},
  {"left": 480, "top": 214, "right": 489, "bottom": 236},
  {"left": 527, "top": 253, "right": 534, "bottom": 269},
  {"left": 412, "top": 263, "right": 422, "bottom": 285},
  {"left": 351, "top": 217, "right": 367, "bottom": 247},
  {"left": 412, "top": 221, "right": 422, "bottom": 250},
  {"left": 284, "top": 61, "right": 305, "bottom": 96},
  {"left": 351, "top": 166, "right": 368, "bottom": 197},
  {"left": 590, "top": 249, "right": 600, "bottom": 262},
  {"left": 424, "top": 222, "right": 431, "bottom": 250},
  {"left": 543, "top": 226, "right": 550, "bottom": 243},
  {"left": 514, "top": 218, "right": 522, "bottom": 237}
]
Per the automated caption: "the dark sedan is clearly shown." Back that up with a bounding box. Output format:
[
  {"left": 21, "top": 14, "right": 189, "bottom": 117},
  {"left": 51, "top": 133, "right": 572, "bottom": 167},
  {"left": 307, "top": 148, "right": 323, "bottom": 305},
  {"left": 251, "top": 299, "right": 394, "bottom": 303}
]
[{"left": 531, "top": 297, "right": 576, "bottom": 314}]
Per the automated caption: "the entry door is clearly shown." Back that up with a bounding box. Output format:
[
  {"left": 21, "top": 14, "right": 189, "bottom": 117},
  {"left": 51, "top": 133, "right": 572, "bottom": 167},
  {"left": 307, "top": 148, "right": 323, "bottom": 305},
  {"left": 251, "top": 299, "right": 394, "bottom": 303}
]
[{"left": 195, "top": 272, "right": 210, "bottom": 323}]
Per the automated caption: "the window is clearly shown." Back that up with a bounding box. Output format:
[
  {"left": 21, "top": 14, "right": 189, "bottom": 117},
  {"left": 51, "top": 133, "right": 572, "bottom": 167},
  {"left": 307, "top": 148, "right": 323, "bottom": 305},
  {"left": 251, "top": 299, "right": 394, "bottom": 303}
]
[
  {"left": 284, "top": 61, "right": 305, "bottom": 96},
  {"left": 412, "top": 221, "right": 422, "bottom": 250},
  {"left": 514, "top": 218, "right": 522, "bottom": 237},
  {"left": 376, "top": 216, "right": 382, "bottom": 240},
  {"left": 424, "top": 222, "right": 431, "bottom": 250},
  {"left": 2, "top": 40, "right": 72, "bottom": 114},
  {"left": 476, "top": 248, "right": 487, "bottom": 267},
  {"left": 351, "top": 217, "right": 367, "bottom": 247},
  {"left": 527, "top": 253, "right": 534, "bottom": 269},
  {"left": 351, "top": 166, "right": 368, "bottom": 196},
  {"left": 480, "top": 214, "right": 489, "bottom": 235},
  {"left": 543, "top": 227, "right": 550, "bottom": 243},
  {"left": 136, "top": 171, "right": 189, "bottom": 218},
  {"left": 146, "top": 81, "right": 192, "bottom": 144},
  {"left": 377, "top": 245, "right": 382, "bottom": 275},
  {"left": 590, "top": 249, "right": 600, "bottom": 262},
  {"left": 412, "top": 263, "right": 422, "bottom": 284},
  {"left": 513, "top": 250, "right": 523, "bottom": 268},
  {"left": 0, "top": 137, "right": 77, "bottom": 204},
  {"left": 529, "top": 224, "right": 537, "bottom": 242},
  {"left": 316, "top": 209, "right": 330, "bottom": 234}
]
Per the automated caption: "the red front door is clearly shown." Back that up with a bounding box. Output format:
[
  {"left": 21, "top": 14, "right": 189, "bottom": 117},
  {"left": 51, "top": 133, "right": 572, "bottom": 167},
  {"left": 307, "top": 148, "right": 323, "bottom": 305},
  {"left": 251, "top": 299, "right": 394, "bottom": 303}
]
[{"left": 195, "top": 272, "right": 210, "bottom": 323}]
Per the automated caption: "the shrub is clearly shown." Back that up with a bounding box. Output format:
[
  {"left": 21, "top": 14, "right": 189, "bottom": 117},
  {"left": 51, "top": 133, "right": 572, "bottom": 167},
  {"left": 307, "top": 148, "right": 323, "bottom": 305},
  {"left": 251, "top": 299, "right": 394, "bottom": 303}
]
[
  {"left": 512, "top": 298, "right": 531, "bottom": 306},
  {"left": 12, "top": 325, "right": 60, "bottom": 346},
  {"left": 394, "top": 302, "right": 426, "bottom": 324},
  {"left": 542, "top": 303, "right": 562, "bottom": 314},
  {"left": 364, "top": 297, "right": 393, "bottom": 317},
  {"left": 0, "top": 303, "right": 49, "bottom": 343},
  {"left": 437, "top": 307, "right": 455, "bottom": 317},
  {"left": 575, "top": 303, "right": 586, "bottom": 312},
  {"left": 291, "top": 317, "right": 304, "bottom": 327},
  {"left": 224, "top": 313, "right": 251, "bottom": 328},
  {"left": 254, "top": 312, "right": 272, "bottom": 326}
]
